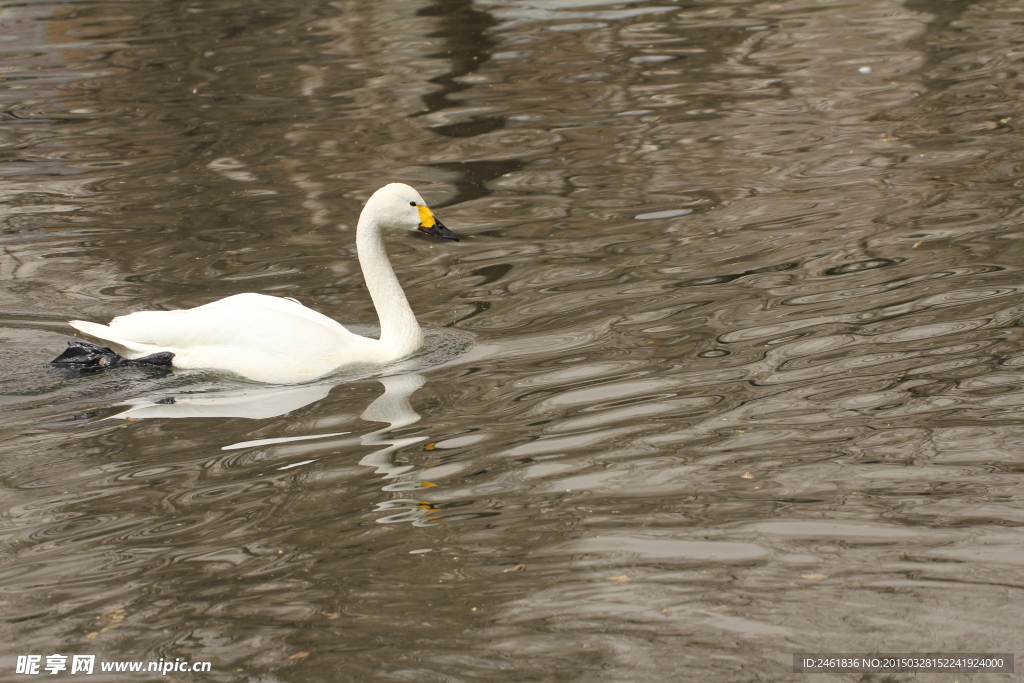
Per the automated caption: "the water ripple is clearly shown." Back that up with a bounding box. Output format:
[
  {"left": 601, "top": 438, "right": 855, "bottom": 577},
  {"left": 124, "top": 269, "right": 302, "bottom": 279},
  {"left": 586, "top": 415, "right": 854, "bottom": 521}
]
[{"left": 4, "top": 0, "right": 1024, "bottom": 679}]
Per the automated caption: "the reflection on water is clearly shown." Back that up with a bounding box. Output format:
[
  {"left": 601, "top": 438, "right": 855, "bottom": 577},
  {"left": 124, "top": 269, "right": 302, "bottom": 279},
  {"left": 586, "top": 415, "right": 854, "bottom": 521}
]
[
  {"left": 358, "top": 373, "right": 427, "bottom": 480},
  {"left": 108, "top": 371, "right": 439, "bottom": 524},
  {"left": 104, "top": 370, "right": 440, "bottom": 520},
  {"left": 358, "top": 373, "right": 453, "bottom": 526},
  {"left": 4, "top": 0, "right": 1024, "bottom": 679},
  {"left": 110, "top": 384, "right": 335, "bottom": 421}
]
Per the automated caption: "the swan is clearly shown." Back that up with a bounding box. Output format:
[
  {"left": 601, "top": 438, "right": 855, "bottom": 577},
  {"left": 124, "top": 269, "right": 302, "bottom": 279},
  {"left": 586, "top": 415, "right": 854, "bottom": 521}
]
[{"left": 50, "top": 183, "right": 459, "bottom": 384}]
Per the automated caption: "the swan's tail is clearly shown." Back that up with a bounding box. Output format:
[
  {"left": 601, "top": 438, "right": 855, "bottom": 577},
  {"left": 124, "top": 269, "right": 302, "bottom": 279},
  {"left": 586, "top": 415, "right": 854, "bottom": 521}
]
[
  {"left": 57, "top": 320, "right": 176, "bottom": 369},
  {"left": 69, "top": 320, "right": 155, "bottom": 354}
]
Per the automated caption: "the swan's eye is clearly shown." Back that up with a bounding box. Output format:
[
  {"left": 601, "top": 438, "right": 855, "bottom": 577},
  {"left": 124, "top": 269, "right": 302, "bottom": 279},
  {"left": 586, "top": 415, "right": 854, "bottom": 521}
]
[{"left": 409, "top": 201, "right": 417, "bottom": 207}]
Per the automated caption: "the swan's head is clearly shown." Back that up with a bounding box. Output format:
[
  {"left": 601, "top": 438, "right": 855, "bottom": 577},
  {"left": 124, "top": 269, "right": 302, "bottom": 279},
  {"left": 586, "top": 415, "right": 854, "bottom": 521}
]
[{"left": 365, "top": 183, "right": 459, "bottom": 241}]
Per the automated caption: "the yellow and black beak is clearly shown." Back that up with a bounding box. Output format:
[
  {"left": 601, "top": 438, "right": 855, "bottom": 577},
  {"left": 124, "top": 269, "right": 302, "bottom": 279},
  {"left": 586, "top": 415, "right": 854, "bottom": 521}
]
[{"left": 417, "top": 205, "right": 459, "bottom": 241}]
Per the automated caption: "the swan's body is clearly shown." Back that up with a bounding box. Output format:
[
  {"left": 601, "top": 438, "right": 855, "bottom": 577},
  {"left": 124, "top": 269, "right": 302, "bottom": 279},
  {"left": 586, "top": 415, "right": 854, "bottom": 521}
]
[{"left": 62, "top": 183, "right": 458, "bottom": 384}]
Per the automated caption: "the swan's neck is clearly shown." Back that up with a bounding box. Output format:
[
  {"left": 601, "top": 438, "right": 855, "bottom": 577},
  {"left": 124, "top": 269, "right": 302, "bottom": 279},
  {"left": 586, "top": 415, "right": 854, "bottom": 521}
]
[{"left": 356, "top": 215, "right": 423, "bottom": 356}]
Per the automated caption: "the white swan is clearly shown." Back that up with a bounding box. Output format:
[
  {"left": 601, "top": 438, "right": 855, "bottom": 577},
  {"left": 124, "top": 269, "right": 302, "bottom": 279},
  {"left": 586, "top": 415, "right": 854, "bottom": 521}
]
[{"left": 55, "top": 183, "right": 459, "bottom": 384}]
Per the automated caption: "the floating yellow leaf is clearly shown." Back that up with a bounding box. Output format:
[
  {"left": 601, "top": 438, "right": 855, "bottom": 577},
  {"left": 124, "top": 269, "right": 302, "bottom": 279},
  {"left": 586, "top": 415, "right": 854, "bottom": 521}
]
[
  {"left": 607, "top": 575, "right": 630, "bottom": 582},
  {"left": 86, "top": 605, "right": 126, "bottom": 640},
  {"left": 801, "top": 573, "right": 827, "bottom": 580},
  {"left": 288, "top": 652, "right": 310, "bottom": 660},
  {"left": 741, "top": 472, "right": 755, "bottom": 480}
]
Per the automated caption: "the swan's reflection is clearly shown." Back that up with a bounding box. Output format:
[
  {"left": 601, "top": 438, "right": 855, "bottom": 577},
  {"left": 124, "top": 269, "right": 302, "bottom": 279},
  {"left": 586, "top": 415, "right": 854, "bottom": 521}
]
[
  {"left": 358, "top": 374, "right": 442, "bottom": 526},
  {"left": 358, "top": 373, "right": 426, "bottom": 478},
  {"left": 110, "top": 383, "right": 333, "bottom": 421},
  {"left": 105, "top": 372, "right": 440, "bottom": 524}
]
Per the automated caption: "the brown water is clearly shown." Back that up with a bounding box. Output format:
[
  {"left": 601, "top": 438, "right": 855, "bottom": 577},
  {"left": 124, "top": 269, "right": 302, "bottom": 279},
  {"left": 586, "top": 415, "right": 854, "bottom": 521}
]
[{"left": 3, "top": 0, "right": 1024, "bottom": 680}]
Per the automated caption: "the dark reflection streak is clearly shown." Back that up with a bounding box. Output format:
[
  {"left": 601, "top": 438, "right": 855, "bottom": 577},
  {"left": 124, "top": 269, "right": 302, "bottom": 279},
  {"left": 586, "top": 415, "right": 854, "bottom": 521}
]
[
  {"left": 413, "top": 0, "right": 513, "bottom": 207},
  {"left": 471, "top": 263, "right": 512, "bottom": 286},
  {"left": 414, "top": 0, "right": 499, "bottom": 136},
  {"left": 446, "top": 300, "right": 489, "bottom": 327},
  {"left": 432, "top": 159, "right": 524, "bottom": 208},
  {"left": 902, "top": 0, "right": 978, "bottom": 79},
  {"left": 676, "top": 261, "right": 799, "bottom": 288}
]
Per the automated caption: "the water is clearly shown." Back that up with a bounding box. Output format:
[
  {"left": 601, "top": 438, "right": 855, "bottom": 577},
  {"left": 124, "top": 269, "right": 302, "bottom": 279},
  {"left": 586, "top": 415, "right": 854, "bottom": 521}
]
[{"left": 3, "top": 0, "right": 1024, "bottom": 680}]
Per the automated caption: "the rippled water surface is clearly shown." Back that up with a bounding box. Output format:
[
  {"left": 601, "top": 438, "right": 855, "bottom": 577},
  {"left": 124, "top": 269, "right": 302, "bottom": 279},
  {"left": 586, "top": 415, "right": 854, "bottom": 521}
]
[{"left": 4, "top": 0, "right": 1024, "bottom": 680}]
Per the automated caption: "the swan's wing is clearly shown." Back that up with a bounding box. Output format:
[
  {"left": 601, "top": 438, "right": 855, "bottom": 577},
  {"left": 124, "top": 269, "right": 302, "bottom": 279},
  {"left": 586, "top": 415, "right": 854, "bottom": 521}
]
[
  {"left": 189, "top": 294, "right": 352, "bottom": 336},
  {"left": 74, "top": 294, "right": 357, "bottom": 349}
]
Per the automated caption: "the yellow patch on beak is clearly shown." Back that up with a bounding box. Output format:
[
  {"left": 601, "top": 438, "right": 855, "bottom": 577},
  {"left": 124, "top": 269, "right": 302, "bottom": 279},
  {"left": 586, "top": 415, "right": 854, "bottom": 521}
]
[{"left": 418, "top": 205, "right": 436, "bottom": 228}]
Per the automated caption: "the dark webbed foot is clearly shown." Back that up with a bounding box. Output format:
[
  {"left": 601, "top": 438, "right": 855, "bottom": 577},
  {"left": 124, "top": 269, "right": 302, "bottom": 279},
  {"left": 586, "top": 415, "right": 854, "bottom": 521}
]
[
  {"left": 126, "top": 351, "right": 174, "bottom": 367},
  {"left": 49, "top": 341, "right": 174, "bottom": 370},
  {"left": 49, "top": 341, "right": 122, "bottom": 368}
]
